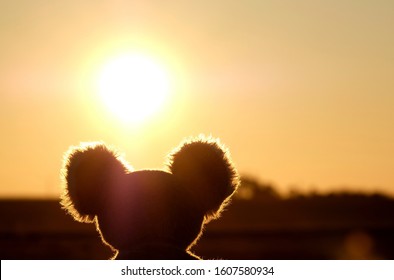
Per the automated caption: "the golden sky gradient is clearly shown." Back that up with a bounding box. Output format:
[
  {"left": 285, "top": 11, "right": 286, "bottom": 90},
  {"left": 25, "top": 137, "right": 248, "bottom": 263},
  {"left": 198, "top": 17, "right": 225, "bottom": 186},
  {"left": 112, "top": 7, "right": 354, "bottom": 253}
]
[{"left": 1, "top": 0, "right": 393, "bottom": 197}]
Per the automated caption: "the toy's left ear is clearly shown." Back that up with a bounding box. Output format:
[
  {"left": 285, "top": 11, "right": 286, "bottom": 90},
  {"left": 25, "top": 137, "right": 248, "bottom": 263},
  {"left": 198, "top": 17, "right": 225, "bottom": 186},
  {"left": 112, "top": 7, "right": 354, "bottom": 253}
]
[
  {"left": 167, "top": 136, "right": 240, "bottom": 221},
  {"left": 60, "top": 142, "right": 132, "bottom": 223}
]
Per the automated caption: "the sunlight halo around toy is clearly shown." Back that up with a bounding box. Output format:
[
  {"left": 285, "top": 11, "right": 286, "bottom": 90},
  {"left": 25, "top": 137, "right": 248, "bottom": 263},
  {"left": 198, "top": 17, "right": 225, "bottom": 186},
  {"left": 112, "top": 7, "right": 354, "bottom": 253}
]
[{"left": 96, "top": 52, "right": 171, "bottom": 124}]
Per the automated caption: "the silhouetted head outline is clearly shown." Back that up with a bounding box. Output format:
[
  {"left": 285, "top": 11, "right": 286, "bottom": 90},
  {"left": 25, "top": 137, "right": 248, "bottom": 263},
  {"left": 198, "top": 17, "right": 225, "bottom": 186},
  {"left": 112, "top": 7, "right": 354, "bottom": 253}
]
[{"left": 60, "top": 135, "right": 239, "bottom": 259}]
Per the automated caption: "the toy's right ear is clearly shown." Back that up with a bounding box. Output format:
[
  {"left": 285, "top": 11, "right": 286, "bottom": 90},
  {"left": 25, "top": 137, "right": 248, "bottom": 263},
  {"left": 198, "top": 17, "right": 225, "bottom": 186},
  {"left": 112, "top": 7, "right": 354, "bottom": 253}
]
[
  {"left": 167, "top": 136, "right": 240, "bottom": 221},
  {"left": 60, "top": 142, "right": 132, "bottom": 223}
]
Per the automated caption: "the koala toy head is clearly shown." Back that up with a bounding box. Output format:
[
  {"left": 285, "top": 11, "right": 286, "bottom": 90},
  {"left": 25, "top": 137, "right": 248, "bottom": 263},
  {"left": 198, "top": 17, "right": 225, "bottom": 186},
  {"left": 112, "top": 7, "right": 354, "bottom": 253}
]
[{"left": 60, "top": 136, "right": 239, "bottom": 259}]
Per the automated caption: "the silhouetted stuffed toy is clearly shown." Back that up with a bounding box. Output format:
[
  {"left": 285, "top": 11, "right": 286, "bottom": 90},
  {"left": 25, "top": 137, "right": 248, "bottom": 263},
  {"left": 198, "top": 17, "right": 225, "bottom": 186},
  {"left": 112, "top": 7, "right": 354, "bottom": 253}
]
[{"left": 60, "top": 136, "right": 239, "bottom": 259}]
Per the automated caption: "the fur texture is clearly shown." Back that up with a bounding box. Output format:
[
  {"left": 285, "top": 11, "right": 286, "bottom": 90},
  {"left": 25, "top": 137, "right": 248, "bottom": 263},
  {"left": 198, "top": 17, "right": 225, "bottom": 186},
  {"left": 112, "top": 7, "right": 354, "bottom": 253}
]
[
  {"left": 60, "top": 136, "right": 239, "bottom": 259},
  {"left": 167, "top": 136, "right": 239, "bottom": 221}
]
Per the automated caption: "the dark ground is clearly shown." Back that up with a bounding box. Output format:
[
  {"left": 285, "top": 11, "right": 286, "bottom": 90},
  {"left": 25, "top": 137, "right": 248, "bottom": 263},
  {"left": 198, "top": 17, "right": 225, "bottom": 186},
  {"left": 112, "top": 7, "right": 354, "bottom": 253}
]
[{"left": 1, "top": 187, "right": 394, "bottom": 259}]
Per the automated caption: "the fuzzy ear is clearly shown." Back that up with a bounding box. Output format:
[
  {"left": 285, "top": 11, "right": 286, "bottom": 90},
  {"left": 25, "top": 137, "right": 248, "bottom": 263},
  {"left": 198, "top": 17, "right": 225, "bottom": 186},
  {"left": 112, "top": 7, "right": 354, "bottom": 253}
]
[
  {"left": 167, "top": 136, "right": 240, "bottom": 221},
  {"left": 60, "top": 142, "right": 131, "bottom": 223}
]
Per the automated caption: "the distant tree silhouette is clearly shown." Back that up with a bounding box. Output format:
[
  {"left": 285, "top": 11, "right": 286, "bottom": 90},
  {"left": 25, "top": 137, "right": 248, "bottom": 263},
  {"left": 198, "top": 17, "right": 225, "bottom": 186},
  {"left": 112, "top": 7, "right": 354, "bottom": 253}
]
[{"left": 236, "top": 175, "right": 280, "bottom": 201}]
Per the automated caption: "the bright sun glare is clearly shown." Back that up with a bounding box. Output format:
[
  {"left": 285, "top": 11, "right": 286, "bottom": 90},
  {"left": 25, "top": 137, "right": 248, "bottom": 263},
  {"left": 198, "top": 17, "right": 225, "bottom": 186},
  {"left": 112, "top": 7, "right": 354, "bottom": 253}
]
[{"left": 97, "top": 53, "right": 171, "bottom": 123}]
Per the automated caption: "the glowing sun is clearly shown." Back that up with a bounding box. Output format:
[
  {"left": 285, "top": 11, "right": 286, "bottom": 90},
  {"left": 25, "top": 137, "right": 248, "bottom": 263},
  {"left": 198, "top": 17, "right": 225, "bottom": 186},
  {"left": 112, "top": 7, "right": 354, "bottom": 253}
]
[{"left": 97, "top": 53, "right": 171, "bottom": 123}]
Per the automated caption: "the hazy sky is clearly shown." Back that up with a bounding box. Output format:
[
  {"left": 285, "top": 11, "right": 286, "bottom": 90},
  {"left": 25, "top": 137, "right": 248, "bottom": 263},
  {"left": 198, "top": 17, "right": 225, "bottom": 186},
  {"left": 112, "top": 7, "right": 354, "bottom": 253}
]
[{"left": 1, "top": 0, "right": 393, "bottom": 197}]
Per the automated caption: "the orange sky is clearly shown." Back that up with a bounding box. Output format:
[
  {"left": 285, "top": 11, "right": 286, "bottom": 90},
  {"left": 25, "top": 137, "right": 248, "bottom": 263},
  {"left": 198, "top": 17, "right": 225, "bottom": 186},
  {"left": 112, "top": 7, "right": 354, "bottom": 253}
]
[{"left": 1, "top": 0, "right": 393, "bottom": 197}]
